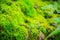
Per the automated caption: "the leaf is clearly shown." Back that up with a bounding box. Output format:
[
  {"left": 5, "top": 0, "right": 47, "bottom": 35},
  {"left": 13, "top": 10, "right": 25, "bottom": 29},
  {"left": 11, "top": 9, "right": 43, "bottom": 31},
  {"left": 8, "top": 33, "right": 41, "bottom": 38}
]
[{"left": 45, "top": 18, "right": 60, "bottom": 40}]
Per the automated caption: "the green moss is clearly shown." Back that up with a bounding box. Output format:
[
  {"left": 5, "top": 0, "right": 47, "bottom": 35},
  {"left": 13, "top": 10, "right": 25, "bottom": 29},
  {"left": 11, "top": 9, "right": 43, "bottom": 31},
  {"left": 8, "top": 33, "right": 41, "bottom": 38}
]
[{"left": 0, "top": 0, "right": 60, "bottom": 40}]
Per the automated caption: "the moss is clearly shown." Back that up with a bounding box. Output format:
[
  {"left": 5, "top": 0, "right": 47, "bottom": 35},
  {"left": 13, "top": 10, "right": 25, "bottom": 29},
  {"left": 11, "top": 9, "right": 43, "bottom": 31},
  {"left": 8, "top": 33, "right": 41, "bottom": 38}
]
[{"left": 0, "top": 0, "right": 60, "bottom": 40}]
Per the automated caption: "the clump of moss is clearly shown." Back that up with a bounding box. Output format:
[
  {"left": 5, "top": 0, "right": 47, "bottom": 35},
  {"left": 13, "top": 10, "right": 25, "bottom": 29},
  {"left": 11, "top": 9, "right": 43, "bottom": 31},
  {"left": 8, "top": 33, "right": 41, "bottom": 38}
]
[{"left": 0, "top": 0, "right": 60, "bottom": 40}]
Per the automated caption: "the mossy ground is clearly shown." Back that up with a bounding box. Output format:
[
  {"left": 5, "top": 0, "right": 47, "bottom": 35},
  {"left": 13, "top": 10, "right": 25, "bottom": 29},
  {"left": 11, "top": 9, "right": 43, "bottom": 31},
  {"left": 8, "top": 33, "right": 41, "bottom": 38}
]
[{"left": 0, "top": 0, "right": 60, "bottom": 40}]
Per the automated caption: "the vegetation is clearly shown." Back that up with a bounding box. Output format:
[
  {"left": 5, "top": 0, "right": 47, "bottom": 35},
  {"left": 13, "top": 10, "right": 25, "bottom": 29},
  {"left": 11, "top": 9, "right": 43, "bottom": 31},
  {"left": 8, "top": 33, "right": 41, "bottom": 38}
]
[{"left": 0, "top": 0, "right": 60, "bottom": 40}]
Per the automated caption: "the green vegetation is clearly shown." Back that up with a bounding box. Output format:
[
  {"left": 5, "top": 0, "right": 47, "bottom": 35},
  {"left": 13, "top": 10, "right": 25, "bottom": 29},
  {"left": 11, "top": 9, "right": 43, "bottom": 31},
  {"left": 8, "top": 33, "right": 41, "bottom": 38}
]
[{"left": 0, "top": 0, "right": 60, "bottom": 40}]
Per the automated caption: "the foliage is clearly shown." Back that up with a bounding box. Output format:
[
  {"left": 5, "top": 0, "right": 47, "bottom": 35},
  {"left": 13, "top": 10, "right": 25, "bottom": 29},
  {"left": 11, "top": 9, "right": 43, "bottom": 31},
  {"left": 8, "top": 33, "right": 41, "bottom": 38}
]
[{"left": 0, "top": 0, "right": 60, "bottom": 40}]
